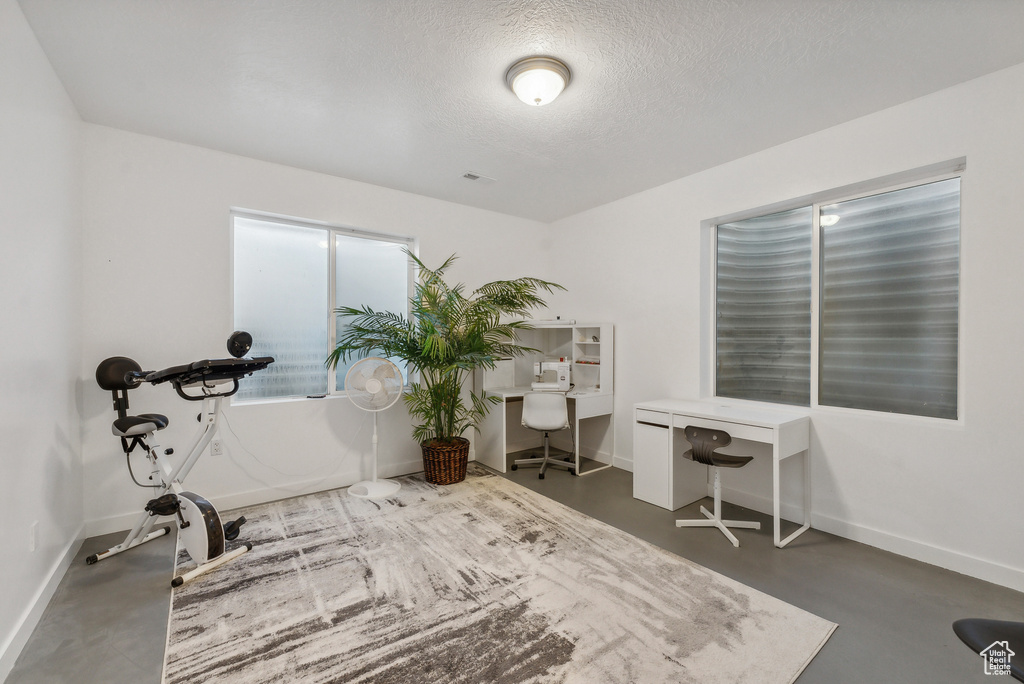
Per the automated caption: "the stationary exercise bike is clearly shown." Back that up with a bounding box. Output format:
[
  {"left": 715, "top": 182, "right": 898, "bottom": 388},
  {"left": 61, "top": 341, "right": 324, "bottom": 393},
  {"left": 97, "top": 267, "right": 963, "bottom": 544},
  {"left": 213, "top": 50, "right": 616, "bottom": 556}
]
[{"left": 89, "top": 331, "right": 274, "bottom": 587}]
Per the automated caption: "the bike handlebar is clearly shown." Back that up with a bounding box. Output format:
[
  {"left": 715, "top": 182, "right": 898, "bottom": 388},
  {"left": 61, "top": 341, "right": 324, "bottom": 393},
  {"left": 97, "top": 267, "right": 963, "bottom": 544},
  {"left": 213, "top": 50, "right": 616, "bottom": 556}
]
[
  {"left": 123, "top": 369, "right": 151, "bottom": 389},
  {"left": 134, "top": 356, "right": 275, "bottom": 401}
]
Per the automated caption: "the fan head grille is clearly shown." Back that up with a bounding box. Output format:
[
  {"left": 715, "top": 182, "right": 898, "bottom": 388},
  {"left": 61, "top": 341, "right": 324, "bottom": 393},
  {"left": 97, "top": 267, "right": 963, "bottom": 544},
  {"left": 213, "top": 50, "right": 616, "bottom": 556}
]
[{"left": 345, "top": 357, "right": 403, "bottom": 411}]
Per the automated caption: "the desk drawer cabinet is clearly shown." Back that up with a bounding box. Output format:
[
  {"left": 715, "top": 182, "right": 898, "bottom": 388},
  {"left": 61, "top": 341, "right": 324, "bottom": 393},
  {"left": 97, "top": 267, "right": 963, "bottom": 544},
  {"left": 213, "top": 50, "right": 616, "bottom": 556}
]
[
  {"left": 633, "top": 409, "right": 708, "bottom": 510},
  {"left": 633, "top": 414, "right": 671, "bottom": 507}
]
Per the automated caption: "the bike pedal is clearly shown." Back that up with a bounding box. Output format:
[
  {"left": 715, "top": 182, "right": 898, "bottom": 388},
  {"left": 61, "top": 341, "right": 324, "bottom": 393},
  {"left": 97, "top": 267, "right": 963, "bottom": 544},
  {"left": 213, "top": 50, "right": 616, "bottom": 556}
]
[
  {"left": 223, "top": 516, "right": 247, "bottom": 541},
  {"left": 145, "top": 493, "right": 180, "bottom": 517}
]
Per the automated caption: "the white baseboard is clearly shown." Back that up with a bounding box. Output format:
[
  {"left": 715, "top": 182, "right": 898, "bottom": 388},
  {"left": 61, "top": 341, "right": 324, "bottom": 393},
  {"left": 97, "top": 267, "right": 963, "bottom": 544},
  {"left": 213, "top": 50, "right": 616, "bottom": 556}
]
[
  {"left": 214, "top": 462, "right": 423, "bottom": 514},
  {"left": 810, "top": 512, "right": 1024, "bottom": 594},
  {"left": 717, "top": 485, "right": 804, "bottom": 523},
  {"left": 85, "top": 459, "right": 425, "bottom": 537},
  {"left": 580, "top": 445, "right": 612, "bottom": 465},
  {"left": 612, "top": 456, "right": 633, "bottom": 472},
  {"left": 0, "top": 525, "right": 85, "bottom": 682},
  {"left": 719, "top": 484, "right": 1024, "bottom": 593}
]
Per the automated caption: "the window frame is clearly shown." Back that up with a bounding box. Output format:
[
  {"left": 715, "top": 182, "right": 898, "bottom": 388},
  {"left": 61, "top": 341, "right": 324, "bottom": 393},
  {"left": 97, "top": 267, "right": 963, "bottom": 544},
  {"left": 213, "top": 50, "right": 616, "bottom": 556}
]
[
  {"left": 230, "top": 209, "right": 417, "bottom": 403},
  {"left": 701, "top": 160, "right": 965, "bottom": 423}
]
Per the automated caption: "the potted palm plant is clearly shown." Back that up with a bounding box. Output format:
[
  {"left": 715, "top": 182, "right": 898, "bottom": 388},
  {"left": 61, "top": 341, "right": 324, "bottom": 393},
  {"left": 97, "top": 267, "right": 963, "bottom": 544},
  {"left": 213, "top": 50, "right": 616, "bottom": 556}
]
[{"left": 326, "top": 250, "right": 563, "bottom": 485}]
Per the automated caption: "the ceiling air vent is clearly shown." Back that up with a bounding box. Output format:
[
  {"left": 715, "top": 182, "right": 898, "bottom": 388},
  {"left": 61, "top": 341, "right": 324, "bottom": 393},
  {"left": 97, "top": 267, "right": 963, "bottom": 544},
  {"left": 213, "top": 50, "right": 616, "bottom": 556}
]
[{"left": 462, "top": 171, "right": 496, "bottom": 185}]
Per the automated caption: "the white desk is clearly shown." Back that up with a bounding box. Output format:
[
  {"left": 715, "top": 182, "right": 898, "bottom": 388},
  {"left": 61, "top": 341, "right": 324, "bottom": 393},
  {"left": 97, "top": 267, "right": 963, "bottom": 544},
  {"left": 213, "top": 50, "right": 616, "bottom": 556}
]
[
  {"left": 633, "top": 399, "right": 810, "bottom": 548},
  {"left": 476, "top": 386, "right": 614, "bottom": 476}
]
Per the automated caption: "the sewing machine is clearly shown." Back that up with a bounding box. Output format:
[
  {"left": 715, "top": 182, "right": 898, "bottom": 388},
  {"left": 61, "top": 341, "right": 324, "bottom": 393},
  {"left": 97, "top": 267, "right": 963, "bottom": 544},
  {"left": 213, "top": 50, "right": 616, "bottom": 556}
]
[{"left": 531, "top": 359, "right": 570, "bottom": 391}]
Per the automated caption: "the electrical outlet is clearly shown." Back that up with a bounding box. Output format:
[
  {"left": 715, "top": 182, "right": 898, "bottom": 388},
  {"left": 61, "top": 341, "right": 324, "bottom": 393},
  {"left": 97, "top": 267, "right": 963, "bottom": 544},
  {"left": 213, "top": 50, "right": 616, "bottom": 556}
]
[
  {"left": 211, "top": 439, "right": 224, "bottom": 456},
  {"left": 29, "top": 520, "right": 38, "bottom": 552}
]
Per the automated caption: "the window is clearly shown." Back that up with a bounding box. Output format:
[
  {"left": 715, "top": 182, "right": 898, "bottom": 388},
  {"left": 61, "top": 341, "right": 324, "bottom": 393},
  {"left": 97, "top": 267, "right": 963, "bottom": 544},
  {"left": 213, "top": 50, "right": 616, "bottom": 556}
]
[
  {"left": 716, "top": 206, "right": 813, "bottom": 407},
  {"left": 714, "top": 176, "right": 960, "bottom": 419},
  {"left": 232, "top": 212, "right": 413, "bottom": 400}
]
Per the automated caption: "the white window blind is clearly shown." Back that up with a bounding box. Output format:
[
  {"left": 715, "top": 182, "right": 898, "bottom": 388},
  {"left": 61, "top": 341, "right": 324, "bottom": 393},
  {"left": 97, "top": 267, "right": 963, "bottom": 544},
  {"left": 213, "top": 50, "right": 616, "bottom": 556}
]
[
  {"left": 819, "top": 178, "right": 960, "bottom": 419},
  {"left": 716, "top": 206, "right": 813, "bottom": 406}
]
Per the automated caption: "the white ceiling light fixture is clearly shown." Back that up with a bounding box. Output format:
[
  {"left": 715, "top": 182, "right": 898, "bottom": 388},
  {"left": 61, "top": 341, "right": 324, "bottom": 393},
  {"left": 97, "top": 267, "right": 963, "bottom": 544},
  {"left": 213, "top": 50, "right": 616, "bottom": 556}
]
[{"left": 505, "top": 56, "right": 571, "bottom": 107}]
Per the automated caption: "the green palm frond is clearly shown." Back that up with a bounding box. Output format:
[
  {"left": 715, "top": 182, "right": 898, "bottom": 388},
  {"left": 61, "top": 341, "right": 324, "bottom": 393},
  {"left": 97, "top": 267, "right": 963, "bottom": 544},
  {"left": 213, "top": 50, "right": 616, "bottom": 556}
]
[{"left": 327, "top": 250, "right": 563, "bottom": 443}]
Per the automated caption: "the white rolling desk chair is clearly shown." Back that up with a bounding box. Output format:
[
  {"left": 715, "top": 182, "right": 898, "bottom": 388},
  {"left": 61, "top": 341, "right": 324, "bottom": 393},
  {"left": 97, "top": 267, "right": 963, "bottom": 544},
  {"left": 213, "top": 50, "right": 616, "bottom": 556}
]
[{"left": 511, "top": 391, "right": 574, "bottom": 479}]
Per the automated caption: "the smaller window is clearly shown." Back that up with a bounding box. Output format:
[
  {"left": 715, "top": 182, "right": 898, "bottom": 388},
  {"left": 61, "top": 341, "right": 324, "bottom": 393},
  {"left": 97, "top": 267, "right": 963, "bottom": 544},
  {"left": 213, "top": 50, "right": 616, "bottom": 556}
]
[{"left": 232, "top": 213, "right": 413, "bottom": 401}]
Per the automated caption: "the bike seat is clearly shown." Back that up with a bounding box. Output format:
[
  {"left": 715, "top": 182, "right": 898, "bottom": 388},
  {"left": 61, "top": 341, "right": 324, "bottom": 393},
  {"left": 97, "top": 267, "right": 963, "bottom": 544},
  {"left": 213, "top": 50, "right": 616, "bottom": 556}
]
[{"left": 111, "top": 413, "right": 168, "bottom": 437}]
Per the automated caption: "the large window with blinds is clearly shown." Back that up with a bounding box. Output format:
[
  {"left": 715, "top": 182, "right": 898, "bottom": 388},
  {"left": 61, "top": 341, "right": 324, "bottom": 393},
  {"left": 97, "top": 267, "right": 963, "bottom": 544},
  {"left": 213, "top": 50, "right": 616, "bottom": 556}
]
[
  {"left": 715, "top": 176, "right": 960, "bottom": 420},
  {"left": 232, "top": 212, "right": 413, "bottom": 401}
]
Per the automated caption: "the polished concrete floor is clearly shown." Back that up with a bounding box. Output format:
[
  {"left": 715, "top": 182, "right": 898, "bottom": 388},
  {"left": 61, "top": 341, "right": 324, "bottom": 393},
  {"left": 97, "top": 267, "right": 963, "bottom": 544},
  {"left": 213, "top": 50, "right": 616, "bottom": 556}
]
[{"left": 8, "top": 463, "right": 1024, "bottom": 683}]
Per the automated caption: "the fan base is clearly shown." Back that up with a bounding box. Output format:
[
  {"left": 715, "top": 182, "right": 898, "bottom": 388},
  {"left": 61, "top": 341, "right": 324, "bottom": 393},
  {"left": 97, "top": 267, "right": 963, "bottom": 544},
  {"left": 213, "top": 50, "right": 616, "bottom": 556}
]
[{"left": 348, "top": 479, "right": 401, "bottom": 499}]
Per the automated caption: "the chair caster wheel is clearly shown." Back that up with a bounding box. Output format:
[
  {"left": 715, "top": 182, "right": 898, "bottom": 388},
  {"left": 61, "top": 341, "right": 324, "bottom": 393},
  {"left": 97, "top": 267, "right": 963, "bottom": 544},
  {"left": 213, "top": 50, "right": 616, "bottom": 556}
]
[
  {"left": 510, "top": 464, "right": 518, "bottom": 471},
  {"left": 538, "top": 473, "right": 545, "bottom": 480},
  {"left": 570, "top": 469, "right": 577, "bottom": 476}
]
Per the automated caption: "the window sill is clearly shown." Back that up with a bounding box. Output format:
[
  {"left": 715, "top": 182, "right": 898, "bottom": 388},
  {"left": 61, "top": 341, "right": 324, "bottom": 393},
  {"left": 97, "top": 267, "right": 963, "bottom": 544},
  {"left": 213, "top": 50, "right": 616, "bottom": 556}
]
[
  {"left": 230, "top": 393, "right": 344, "bottom": 407},
  {"left": 231, "top": 387, "right": 413, "bottom": 407}
]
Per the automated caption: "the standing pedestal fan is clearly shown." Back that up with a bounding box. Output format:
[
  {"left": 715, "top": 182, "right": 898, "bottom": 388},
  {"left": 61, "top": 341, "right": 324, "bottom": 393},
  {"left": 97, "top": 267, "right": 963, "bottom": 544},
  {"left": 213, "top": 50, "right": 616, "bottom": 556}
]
[{"left": 345, "top": 357, "right": 404, "bottom": 499}]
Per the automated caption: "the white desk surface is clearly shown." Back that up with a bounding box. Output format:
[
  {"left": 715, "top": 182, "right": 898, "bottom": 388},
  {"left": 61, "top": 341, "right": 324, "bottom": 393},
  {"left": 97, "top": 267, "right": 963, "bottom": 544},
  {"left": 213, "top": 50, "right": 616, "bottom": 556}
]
[
  {"left": 635, "top": 399, "right": 808, "bottom": 429},
  {"left": 486, "top": 385, "right": 611, "bottom": 400}
]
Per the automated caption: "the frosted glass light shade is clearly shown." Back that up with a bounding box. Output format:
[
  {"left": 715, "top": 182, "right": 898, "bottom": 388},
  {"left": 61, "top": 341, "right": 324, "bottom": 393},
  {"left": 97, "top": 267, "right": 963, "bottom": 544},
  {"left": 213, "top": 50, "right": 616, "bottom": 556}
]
[{"left": 506, "top": 56, "right": 571, "bottom": 106}]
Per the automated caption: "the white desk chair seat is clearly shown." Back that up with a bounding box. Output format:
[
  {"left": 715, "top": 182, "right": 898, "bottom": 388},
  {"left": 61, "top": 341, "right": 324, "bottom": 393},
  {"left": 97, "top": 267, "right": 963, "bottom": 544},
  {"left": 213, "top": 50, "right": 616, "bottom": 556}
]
[
  {"left": 511, "top": 391, "right": 574, "bottom": 479},
  {"left": 675, "top": 425, "right": 761, "bottom": 547}
]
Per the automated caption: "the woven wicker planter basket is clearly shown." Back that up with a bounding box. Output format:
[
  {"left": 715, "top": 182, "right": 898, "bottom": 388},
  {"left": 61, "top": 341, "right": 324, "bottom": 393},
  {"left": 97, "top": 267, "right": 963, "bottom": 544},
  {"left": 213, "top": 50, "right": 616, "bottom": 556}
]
[{"left": 421, "top": 437, "right": 470, "bottom": 485}]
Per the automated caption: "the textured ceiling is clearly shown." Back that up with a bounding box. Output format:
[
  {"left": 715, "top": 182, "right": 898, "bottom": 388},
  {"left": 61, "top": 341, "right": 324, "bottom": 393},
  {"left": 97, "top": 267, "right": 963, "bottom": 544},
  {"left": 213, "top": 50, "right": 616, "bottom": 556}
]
[{"left": 17, "top": 0, "right": 1024, "bottom": 222}]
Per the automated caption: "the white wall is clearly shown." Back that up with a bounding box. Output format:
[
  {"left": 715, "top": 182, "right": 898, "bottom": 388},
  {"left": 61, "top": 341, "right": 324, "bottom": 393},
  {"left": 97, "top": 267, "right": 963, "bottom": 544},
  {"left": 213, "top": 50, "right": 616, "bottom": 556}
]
[
  {"left": 548, "top": 62, "right": 1024, "bottom": 591},
  {"left": 0, "top": 0, "right": 84, "bottom": 676},
  {"left": 79, "top": 124, "right": 551, "bottom": 534}
]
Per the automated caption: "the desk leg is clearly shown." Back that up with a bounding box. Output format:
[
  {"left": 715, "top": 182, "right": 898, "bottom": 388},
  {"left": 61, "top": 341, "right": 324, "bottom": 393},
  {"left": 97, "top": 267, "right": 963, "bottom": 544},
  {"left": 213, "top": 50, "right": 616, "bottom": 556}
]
[
  {"left": 573, "top": 415, "right": 581, "bottom": 476},
  {"left": 475, "top": 398, "right": 508, "bottom": 473},
  {"left": 773, "top": 455, "right": 781, "bottom": 547},
  {"left": 573, "top": 414, "right": 613, "bottom": 477},
  {"left": 776, "top": 450, "right": 812, "bottom": 548}
]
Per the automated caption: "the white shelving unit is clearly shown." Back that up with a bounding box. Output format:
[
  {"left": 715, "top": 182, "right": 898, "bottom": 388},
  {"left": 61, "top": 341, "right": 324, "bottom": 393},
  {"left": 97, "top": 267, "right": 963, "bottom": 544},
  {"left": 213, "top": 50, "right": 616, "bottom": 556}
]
[{"left": 565, "top": 323, "right": 613, "bottom": 393}]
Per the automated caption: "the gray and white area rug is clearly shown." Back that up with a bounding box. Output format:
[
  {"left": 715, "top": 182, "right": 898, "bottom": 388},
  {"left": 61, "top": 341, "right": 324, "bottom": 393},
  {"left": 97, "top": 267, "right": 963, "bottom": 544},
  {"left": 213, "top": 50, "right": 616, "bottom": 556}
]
[{"left": 163, "top": 466, "right": 836, "bottom": 684}]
